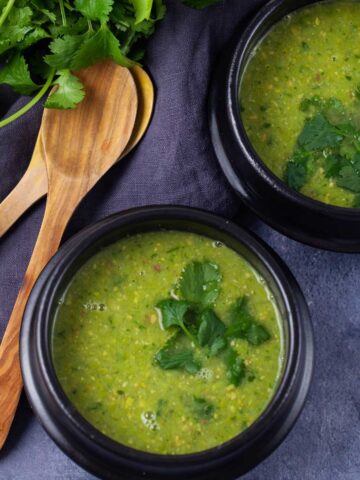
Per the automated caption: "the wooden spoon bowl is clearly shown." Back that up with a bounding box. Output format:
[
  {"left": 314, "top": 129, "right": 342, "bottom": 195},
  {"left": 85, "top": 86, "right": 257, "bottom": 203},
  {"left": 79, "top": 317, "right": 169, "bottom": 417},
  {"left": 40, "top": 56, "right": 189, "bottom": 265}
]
[{"left": 0, "top": 66, "right": 154, "bottom": 237}]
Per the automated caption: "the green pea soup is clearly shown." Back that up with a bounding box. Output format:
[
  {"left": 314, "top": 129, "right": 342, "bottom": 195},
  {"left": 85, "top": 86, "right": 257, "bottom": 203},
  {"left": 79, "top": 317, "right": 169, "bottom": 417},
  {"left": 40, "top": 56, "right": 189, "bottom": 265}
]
[
  {"left": 52, "top": 231, "right": 284, "bottom": 454},
  {"left": 241, "top": 0, "right": 360, "bottom": 207}
]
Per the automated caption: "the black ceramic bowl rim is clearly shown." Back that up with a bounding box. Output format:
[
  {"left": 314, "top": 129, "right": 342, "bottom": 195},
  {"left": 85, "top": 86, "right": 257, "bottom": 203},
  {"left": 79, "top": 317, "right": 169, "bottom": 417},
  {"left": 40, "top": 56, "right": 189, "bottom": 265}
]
[
  {"left": 209, "top": 0, "right": 360, "bottom": 251},
  {"left": 20, "top": 206, "right": 314, "bottom": 480}
]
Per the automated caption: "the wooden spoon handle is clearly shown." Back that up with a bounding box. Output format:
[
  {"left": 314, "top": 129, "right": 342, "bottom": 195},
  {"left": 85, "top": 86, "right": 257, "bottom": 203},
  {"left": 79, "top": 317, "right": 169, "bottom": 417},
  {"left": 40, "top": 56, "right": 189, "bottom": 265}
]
[
  {"left": 0, "top": 135, "right": 47, "bottom": 237},
  {"left": 0, "top": 190, "right": 75, "bottom": 448}
]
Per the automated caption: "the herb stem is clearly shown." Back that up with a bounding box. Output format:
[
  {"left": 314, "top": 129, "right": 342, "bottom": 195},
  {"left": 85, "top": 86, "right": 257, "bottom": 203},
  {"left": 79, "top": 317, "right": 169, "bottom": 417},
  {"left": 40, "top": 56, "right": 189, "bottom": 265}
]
[
  {"left": 0, "top": 0, "right": 16, "bottom": 28},
  {"left": 180, "top": 322, "right": 198, "bottom": 346},
  {"left": 0, "top": 70, "right": 55, "bottom": 129},
  {"left": 123, "top": 31, "right": 136, "bottom": 55},
  {"left": 59, "top": 0, "right": 67, "bottom": 26}
]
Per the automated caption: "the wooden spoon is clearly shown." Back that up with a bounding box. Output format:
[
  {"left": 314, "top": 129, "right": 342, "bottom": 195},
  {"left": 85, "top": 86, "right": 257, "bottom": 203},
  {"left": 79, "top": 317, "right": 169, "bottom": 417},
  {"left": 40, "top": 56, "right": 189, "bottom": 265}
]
[
  {"left": 0, "top": 66, "right": 153, "bottom": 238},
  {"left": 0, "top": 60, "right": 138, "bottom": 448}
]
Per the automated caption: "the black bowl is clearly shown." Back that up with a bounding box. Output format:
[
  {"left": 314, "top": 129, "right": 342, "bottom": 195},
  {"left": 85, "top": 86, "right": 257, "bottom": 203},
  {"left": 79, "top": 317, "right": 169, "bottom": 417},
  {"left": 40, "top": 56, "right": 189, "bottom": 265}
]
[
  {"left": 209, "top": 0, "right": 360, "bottom": 252},
  {"left": 20, "top": 206, "right": 314, "bottom": 480}
]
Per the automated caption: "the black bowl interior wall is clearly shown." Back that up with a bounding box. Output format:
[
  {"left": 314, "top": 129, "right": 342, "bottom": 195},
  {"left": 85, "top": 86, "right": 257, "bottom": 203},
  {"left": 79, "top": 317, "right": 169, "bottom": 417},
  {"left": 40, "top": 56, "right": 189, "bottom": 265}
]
[
  {"left": 21, "top": 206, "right": 313, "bottom": 480},
  {"left": 209, "top": 0, "right": 360, "bottom": 252}
]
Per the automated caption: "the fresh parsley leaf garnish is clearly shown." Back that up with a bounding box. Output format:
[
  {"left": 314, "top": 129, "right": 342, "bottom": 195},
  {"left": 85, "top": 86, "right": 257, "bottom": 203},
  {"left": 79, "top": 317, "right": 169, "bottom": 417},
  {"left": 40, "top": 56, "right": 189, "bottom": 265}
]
[
  {"left": 285, "top": 95, "right": 360, "bottom": 204},
  {"left": 245, "top": 323, "right": 272, "bottom": 346},
  {"left": 286, "top": 161, "right": 307, "bottom": 191},
  {"left": 208, "top": 335, "right": 227, "bottom": 357},
  {"left": 226, "top": 297, "right": 271, "bottom": 346},
  {"left": 157, "top": 299, "right": 192, "bottom": 329},
  {"left": 154, "top": 264, "right": 270, "bottom": 387},
  {"left": 156, "top": 299, "right": 196, "bottom": 343},
  {"left": 197, "top": 308, "right": 226, "bottom": 350},
  {"left": 337, "top": 166, "right": 360, "bottom": 193},
  {"left": 154, "top": 348, "right": 201, "bottom": 374},
  {"left": 298, "top": 114, "right": 343, "bottom": 150},
  {"left": 191, "top": 396, "right": 215, "bottom": 420},
  {"left": 324, "top": 154, "right": 346, "bottom": 178},
  {"left": 300, "top": 95, "right": 323, "bottom": 112},
  {"left": 285, "top": 147, "right": 310, "bottom": 191},
  {"left": 224, "top": 347, "right": 246, "bottom": 387},
  {"left": 179, "top": 261, "right": 222, "bottom": 308}
]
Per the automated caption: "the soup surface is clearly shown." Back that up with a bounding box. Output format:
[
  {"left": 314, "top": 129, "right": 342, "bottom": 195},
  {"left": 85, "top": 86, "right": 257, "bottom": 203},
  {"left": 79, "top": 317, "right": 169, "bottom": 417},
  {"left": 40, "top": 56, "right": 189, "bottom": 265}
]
[
  {"left": 53, "top": 231, "right": 283, "bottom": 454},
  {"left": 241, "top": 0, "right": 360, "bottom": 207}
]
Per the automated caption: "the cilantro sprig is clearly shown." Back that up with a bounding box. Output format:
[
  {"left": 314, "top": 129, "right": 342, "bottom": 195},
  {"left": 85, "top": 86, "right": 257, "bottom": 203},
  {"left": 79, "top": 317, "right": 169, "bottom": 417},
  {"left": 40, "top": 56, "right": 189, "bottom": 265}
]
[
  {"left": 0, "top": 0, "right": 222, "bottom": 128},
  {"left": 226, "top": 297, "right": 271, "bottom": 346},
  {"left": 285, "top": 92, "right": 360, "bottom": 206},
  {"left": 180, "top": 261, "right": 222, "bottom": 308},
  {"left": 154, "top": 261, "right": 271, "bottom": 387}
]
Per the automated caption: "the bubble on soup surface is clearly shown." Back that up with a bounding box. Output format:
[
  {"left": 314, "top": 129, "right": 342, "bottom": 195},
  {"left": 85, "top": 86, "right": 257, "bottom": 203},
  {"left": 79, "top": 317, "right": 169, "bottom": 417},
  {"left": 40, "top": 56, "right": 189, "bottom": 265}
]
[
  {"left": 196, "top": 368, "right": 213, "bottom": 381},
  {"left": 212, "top": 241, "right": 223, "bottom": 248},
  {"left": 141, "top": 411, "right": 159, "bottom": 431}
]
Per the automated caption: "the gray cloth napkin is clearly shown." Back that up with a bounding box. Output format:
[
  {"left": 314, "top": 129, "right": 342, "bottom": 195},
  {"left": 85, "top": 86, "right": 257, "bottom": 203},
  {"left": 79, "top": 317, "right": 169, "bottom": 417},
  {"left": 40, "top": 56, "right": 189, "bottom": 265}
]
[{"left": 0, "top": 1, "right": 359, "bottom": 479}]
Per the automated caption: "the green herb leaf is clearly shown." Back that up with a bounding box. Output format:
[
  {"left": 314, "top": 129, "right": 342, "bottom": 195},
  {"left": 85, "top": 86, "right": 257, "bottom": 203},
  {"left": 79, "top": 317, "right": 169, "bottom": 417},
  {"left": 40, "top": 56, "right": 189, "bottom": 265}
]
[
  {"left": 74, "top": 0, "right": 114, "bottom": 23},
  {"left": 245, "top": 323, "right": 271, "bottom": 346},
  {"left": 18, "top": 27, "right": 50, "bottom": 50},
  {"left": 154, "top": 348, "right": 201, "bottom": 374},
  {"left": 224, "top": 347, "right": 246, "bottom": 386},
  {"left": 157, "top": 299, "right": 193, "bottom": 329},
  {"left": 324, "top": 154, "right": 345, "bottom": 178},
  {"left": 154, "top": 0, "right": 167, "bottom": 19},
  {"left": 208, "top": 335, "right": 227, "bottom": 357},
  {"left": 322, "top": 97, "right": 346, "bottom": 125},
  {"left": 286, "top": 161, "right": 307, "bottom": 191},
  {"left": 0, "top": 53, "right": 38, "bottom": 95},
  {"left": 339, "top": 138, "right": 357, "bottom": 161},
  {"left": 45, "top": 70, "right": 85, "bottom": 109},
  {"left": 191, "top": 396, "right": 215, "bottom": 420},
  {"left": 197, "top": 309, "right": 226, "bottom": 350},
  {"left": 298, "top": 113, "right": 343, "bottom": 150},
  {"left": 226, "top": 298, "right": 251, "bottom": 337},
  {"left": 132, "top": 0, "right": 153, "bottom": 23},
  {"left": 156, "top": 299, "right": 196, "bottom": 342},
  {"left": 284, "top": 98, "right": 360, "bottom": 197},
  {"left": 179, "top": 261, "right": 222, "bottom": 308},
  {"left": 226, "top": 297, "right": 271, "bottom": 346},
  {"left": 31, "top": 3, "right": 57, "bottom": 23},
  {"left": 71, "top": 24, "right": 133, "bottom": 70},
  {"left": 337, "top": 166, "right": 360, "bottom": 193},
  {"left": 45, "top": 34, "right": 88, "bottom": 70},
  {"left": 300, "top": 95, "right": 323, "bottom": 112}
]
